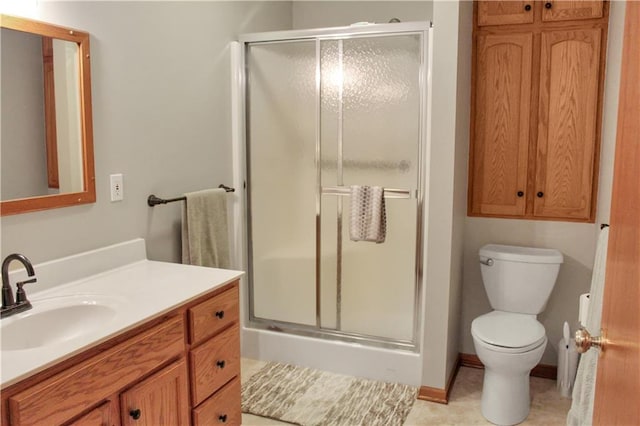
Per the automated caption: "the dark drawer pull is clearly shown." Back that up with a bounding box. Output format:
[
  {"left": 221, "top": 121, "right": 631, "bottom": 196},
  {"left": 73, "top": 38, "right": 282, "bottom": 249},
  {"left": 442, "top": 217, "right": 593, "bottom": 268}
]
[
  {"left": 545, "top": 2, "right": 552, "bottom": 9},
  {"left": 537, "top": 191, "right": 544, "bottom": 198},
  {"left": 517, "top": 191, "right": 524, "bottom": 197},
  {"left": 214, "top": 310, "right": 225, "bottom": 319},
  {"left": 129, "top": 409, "right": 141, "bottom": 420},
  {"left": 524, "top": 4, "right": 531, "bottom": 11},
  {"left": 216, "top": 360, "right": 226, "bottom": 369},
  {"left": 218, "top": 414, "right": 228, "bottom": 423}
]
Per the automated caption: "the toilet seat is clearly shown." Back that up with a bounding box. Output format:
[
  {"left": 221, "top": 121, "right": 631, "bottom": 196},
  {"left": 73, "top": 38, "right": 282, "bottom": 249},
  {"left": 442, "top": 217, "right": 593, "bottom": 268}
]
[{"left": 472, "top": 311, "right": 546, "bottom": 353}]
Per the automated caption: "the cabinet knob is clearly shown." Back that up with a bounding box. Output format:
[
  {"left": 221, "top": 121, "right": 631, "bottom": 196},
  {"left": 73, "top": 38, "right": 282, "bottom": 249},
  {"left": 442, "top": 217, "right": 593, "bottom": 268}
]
[
  {"left": 524, "top": 4, "right": 531, "bottom": 11},
  {"left": 216, "top": 360, "right": 226, "bottom": 369},
  {"left": 537, "top": 191, "right": 544, "bottom": 198},
  {"left": 214, "top": 310, "right": 225, "bottom": 319},
  {"left": 218, "top": 414, "right": 228, "bottom": 423},
  {"left": 545, "top": 2, "right": 552, "bottom": 9},
  {"left": 517, "top": 191, "right": 524, "bottom": 197},
  {"left": 129, "top": 409, "right": 141, "bottom": 420}
]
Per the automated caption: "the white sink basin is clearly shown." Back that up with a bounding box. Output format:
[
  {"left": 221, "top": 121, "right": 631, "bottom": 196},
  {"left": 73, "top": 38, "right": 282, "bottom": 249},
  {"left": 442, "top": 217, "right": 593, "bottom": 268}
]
[{"left": 1, "top": 295, "right": 121, "bottom": 351}]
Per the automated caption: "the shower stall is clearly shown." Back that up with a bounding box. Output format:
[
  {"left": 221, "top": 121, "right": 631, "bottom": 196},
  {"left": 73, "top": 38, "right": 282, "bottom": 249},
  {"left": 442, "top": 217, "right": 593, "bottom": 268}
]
[{"left": 234, "top": 22, "right": 432, "bottom": 385}]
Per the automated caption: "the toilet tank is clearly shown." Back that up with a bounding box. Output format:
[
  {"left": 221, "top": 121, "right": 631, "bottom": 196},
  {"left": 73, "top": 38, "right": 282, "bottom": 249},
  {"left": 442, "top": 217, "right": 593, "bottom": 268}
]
[{"left": 479, "top": 244, "right": 563, "bottom": 315}]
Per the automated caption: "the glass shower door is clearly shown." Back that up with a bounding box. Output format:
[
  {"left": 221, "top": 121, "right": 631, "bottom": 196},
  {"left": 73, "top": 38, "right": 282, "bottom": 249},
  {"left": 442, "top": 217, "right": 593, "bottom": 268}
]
[
  {"left": 246, "top": 30, "right": 425, "bottom": 347},
  {"left": 247, "top": 41, "right": 317, "bottom": 326},
  {"left": 319, "top": 34, "right": 422, "bottom": 342}
]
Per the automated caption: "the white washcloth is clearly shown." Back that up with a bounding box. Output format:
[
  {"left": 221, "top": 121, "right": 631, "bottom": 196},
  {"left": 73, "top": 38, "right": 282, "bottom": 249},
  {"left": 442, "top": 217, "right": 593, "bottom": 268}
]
[
  {"left": 181, "top": 188, "right": 230, "bottom": 268},
  {"left": 349, "top": 185, "right": 386, "bottom": 243},
  {"left": 567, "top": 226, "right": 609, "bottom": 426}
]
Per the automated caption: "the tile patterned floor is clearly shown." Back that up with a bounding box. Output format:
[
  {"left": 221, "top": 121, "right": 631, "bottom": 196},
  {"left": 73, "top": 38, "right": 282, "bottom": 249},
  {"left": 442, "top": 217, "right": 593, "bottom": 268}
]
[{"left": 241, "top": 358, "right": 571, "bottom": 425}]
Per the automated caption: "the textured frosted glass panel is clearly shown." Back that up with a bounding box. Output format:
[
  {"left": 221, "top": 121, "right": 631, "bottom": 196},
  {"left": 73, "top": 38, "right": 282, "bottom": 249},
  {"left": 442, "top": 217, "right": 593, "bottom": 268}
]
[
  {"left": 319, "top": 40, "right": 340, "bottom": 330},
  {"left": 335, "top": 35, "right": 421, "bottom": 341},
  {"left": 247, "top": 42, "right": 316, "bottom": 326}
]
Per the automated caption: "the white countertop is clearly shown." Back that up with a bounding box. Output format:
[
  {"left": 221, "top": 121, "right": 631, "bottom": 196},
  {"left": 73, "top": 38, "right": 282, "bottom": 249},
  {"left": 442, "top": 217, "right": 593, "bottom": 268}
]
[{"left": 1, "top": 239, "right": 244, "bottom": 387}]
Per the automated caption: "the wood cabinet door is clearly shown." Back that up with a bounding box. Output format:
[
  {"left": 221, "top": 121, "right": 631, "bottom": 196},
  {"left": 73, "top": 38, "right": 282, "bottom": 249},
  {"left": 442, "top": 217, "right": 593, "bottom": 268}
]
[
  {"left": 120, "top": 359, "right": 190, "bottom": 426},
  {"left": 470, "top": 32, "right": 533, "bottom": 216},
  {"left": 541, "top": 0, "right": 604, "bottom": 22},
  {"left": 534, "top": 28, "right": 602, "bottom": 220},
  {"left": 477, "top": 0, "right": 535, "bottom": 26}
]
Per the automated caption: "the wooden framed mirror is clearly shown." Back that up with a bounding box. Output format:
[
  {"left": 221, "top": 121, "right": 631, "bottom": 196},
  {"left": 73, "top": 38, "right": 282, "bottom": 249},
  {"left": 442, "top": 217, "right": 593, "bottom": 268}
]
[{"left": 1, "top": 14, "right": 95, "bottom": 216}]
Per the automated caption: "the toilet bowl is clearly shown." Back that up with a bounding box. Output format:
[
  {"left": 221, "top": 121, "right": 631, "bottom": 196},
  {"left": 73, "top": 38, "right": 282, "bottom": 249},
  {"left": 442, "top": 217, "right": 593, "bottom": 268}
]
[
  {"left": 472, "top": 311, "right": 548, "bottom": 425},
  {"left": 472, "top": 244, "right": 563, "bottom": 425}
]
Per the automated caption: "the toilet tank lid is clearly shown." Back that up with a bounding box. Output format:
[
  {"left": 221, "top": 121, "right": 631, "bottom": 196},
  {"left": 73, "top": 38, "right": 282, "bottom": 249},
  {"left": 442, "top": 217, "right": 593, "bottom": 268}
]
[{"left": 479, "top": 244, "right": 563, "bottom": 264}]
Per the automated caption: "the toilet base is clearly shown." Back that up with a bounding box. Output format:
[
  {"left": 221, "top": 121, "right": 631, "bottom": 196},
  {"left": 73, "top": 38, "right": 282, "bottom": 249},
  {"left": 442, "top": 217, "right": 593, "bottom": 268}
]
[{"left": 481, "top": 368, "right": 531, "bottom": 426}]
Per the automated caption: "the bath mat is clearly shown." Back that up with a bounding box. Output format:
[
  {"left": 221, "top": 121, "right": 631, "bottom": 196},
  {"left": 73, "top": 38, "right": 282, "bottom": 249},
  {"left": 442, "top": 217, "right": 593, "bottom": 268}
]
[{"left": 241, "top": 362, "right": 417, "bottom": 426}]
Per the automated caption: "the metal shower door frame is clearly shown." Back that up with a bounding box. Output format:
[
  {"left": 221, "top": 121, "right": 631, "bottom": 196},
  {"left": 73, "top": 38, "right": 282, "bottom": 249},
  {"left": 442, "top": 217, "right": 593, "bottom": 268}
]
[{"left": 239, "top": 22, "right": 431, "bottom": 352}]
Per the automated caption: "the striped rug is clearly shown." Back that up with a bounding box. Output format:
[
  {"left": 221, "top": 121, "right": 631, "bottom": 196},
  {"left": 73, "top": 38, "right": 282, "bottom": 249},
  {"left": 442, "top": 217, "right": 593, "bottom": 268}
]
[{"left": 241, "top": 362, "right": 418, "bottom": 426}]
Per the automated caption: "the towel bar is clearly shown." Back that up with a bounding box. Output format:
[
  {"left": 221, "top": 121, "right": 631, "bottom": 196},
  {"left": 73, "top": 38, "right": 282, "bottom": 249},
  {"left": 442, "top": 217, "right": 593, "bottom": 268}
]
[
  {"left": 322, "top": 186, "right": 412, "bottom": 199},
  {"left": 147, "top": 185, "right": 235, "bottom": 207}
]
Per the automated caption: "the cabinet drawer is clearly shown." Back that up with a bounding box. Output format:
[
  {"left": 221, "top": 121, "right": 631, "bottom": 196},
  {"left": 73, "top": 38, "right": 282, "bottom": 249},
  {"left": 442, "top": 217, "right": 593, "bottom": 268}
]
[
  {"left": 189, "top": 284, "right": 238, "bottom": 344},
  {"left": 9, "top": 316, "right": 185, "bottom": 426},
  {"left": 193, "top": 377, "right": 241, "bottom": 426},
  {"left": 190, "top": 325, "right": 240, "bottom": 406}
]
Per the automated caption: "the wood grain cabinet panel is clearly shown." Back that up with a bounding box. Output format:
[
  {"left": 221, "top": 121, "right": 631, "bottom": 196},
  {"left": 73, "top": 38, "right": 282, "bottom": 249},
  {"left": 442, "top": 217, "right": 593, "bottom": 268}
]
[
  {"left": 192, "top": 377, "right": 241, "bottom": 426},
  {"left": 542, "top": 0, "right": 604, "bottom": 22},
  {"left": 477, "top": 0, "right": 534, "bottom": 26},
  {"left": 471, "top": 32, "right": 533, "bottom": 216},
  {"left": 8, "top": 316, "right": 185, "bottom": 426},
  {"left": 65, "top": 401, "right": 113, "bottom": 426},
  {"left": 469, "top": 1, "right": 607, "bottom": 222},
  {"left": 189, "top": 285, "right": 239, "bottom": 345},
  {"left": 190, "top": 325, "right": 240, "bottom": 406},
  {"left": 535, "top": 28, "right": 602, "bottom": 220},
  {"left": 120, "top": 359, "right": 190, "bottom": 426}
]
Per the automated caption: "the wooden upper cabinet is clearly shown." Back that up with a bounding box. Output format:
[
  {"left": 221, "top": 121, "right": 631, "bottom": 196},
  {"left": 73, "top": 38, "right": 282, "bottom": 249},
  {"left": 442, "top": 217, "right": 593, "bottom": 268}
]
[
  {"left": 478, "top": 0, "right": 535, "bottom": 26},
  {"left": 534, "top": 28, "right": 602, "bottom": 220},
  {"left": 542, "top": 0, "right": 604, "bottom": 22},
  {"left": 471, "top": 33, "right": 533, "bottom": 216},
  {"left": 469, "top": 0, "right": 607, "bottom": 222}
]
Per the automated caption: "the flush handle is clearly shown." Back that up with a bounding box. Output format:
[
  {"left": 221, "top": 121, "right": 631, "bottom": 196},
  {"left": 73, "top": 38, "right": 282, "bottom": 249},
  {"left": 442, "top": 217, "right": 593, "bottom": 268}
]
[
  {"left": 575, "top": 327, "right": 607, "bottom": 354},
  {"left": 479, "top": 258, "right": 494, "bottom": 267}
]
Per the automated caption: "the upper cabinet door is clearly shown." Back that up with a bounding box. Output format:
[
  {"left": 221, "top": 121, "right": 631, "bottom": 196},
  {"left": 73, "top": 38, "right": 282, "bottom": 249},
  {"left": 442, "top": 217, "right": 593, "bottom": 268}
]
[
  {"left": 535, "top": 29, "right": 602, "bottom": 220},
  {"left": 478, "top": 0, "right": 535, "bottom": 26},
  {"left": 470, "top": 33, "right": 533, "bottom": 216},
  {"left": 542, "top": 0, "right": 604, "bottom": 22}
]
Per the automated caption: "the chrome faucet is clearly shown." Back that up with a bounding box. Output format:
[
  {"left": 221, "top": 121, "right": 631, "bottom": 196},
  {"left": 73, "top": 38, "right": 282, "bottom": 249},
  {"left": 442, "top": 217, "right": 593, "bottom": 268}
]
[{"left": 1, "top": 254, "right": 37, "bottom": 318}]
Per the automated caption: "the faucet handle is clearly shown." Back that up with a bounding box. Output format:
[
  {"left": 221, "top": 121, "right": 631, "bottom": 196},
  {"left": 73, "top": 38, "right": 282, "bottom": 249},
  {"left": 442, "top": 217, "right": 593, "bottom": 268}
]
[{"left": 16, "top": 278, "right": 36, "bottom": 303}]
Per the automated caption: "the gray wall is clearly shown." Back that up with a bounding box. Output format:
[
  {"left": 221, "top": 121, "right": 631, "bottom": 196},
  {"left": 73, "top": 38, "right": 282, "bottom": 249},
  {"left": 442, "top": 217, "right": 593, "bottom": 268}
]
[
  {"left": 292, "top": 1, "right": 432, "bottom": 29},
  {"left": 459, "top": 1, "right": 626, "bottom": 366},
  {"left": 421, "top": 0, "right": 470, "bottom": 389},
  {"left": 1, "top": 29, "right": 49, "bottom": 200},
  {"left": 0, "top": 2, "right": 292, "bottom": 263}
]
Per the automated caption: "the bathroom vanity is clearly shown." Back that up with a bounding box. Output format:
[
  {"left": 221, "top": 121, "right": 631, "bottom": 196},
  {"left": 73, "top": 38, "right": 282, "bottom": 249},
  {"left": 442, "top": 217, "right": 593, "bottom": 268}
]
[{"left": 0, "top": 240, "right": 244, "bottom": 426}]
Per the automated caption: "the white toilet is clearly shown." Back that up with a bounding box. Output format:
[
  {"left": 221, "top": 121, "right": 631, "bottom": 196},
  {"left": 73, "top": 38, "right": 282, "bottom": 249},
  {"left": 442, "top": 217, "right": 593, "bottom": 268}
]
[{"left": 471, "top": 244, "right": 563, "bottom": 426}]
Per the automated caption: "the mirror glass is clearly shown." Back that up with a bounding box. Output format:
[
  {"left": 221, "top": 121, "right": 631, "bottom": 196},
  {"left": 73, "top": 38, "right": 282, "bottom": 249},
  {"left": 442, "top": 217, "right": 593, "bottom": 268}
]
[{"left": 0, "top": 15, "right": 95, "bottom": 215}]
